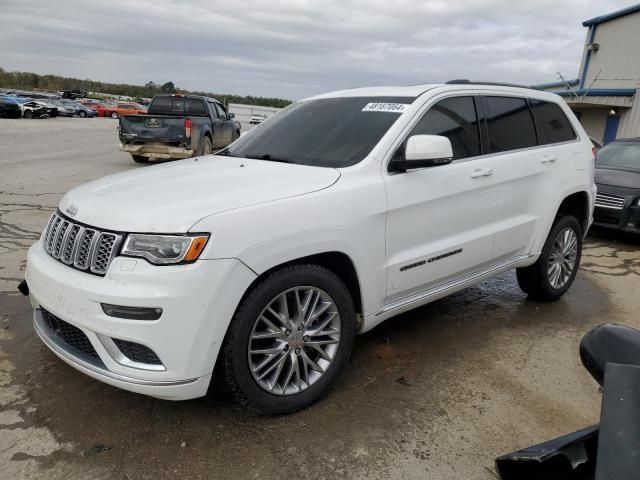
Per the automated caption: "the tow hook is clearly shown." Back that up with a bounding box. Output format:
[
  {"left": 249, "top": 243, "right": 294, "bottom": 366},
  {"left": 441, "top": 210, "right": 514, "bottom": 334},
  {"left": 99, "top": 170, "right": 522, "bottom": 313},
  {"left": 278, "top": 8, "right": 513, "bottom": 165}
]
[{"left": 17, "top": 280, "right": 29, "bottom": 296}]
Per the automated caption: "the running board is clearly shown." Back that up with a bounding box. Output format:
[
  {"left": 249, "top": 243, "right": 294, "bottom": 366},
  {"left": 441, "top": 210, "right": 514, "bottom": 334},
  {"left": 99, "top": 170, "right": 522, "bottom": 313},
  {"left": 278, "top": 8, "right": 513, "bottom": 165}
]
[{"left": 376, "top": 254, "right": 534, "bottom": 317}]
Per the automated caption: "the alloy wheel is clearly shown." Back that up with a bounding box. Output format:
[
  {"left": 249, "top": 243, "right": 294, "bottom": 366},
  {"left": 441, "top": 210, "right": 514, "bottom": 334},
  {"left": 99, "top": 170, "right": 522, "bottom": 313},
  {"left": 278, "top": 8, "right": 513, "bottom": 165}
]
[
  {"left": 248, "top": 286, "right": 341, "bottom": 396},
  {"left": 547, "top": 227, "right": 578, "bottom": 289}
]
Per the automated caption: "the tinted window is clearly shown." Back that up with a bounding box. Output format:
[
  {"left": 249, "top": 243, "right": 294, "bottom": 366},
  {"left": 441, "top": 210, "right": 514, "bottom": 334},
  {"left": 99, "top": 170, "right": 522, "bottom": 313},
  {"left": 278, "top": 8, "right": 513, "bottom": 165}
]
[
  {"left": 149, "top": 97, "right": 206, "bottom": 115},
  {"left": 596, "top": 142, "right": 640, "bottom": 171},
  {"left": 224, "top": 96, "right": 414, "bottom": 168},
  {"left": 485, "top": 96, "right": 537, "bottom": 153},
  {"left": 409, "top": 96, "right": 481, "bottom": 159},
  {"left": 213, "top": 103, "right": 226, "bottom": 119},
  {"left": 531, "top": 100, "right": 576, "bottom": 144}
]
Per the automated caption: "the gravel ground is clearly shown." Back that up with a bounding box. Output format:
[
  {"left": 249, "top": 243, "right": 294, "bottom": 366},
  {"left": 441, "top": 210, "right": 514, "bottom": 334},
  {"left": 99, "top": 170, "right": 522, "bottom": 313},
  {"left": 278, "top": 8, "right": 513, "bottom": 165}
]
[{"left": 1, "top": 117, "right": 639, "bottom": 479}]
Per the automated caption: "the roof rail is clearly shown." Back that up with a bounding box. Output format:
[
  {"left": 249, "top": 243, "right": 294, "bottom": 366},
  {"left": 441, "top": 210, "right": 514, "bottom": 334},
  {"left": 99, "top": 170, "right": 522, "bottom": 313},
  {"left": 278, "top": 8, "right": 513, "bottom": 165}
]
[{"left": 445, "top": 79, "right": 534, "bottom": 89}]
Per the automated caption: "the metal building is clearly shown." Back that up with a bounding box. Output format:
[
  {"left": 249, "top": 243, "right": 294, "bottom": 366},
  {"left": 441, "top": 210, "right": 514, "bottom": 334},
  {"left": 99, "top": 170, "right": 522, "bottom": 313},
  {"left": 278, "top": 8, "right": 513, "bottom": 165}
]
[{"left": 537, "top": 4, "right": 640, "bottom": 144}]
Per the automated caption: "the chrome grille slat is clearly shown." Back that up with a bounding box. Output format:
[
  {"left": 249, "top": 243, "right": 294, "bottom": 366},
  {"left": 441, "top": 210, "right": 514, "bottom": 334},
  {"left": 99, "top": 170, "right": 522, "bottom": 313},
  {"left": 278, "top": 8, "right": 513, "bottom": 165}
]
[
  {"left": 595, "top": 192, "right": 625, "bottom": 210},
  {"left": 42, "top": 212, "right": 121, "bottom": 276}
]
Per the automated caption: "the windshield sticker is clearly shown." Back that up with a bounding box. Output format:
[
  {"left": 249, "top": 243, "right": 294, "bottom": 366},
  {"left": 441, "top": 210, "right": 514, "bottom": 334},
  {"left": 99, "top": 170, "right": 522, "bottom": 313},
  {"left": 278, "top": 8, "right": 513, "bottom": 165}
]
[{"left": 362, "top": 103, "right": 410, "bottom": 113}]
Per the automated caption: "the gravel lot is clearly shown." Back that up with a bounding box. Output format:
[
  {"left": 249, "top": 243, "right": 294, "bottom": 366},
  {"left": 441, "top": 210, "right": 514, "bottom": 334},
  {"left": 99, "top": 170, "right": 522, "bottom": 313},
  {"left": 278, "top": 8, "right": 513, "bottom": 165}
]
[{"left": 1, "top": 117, "right": 639, "bottom": 479}]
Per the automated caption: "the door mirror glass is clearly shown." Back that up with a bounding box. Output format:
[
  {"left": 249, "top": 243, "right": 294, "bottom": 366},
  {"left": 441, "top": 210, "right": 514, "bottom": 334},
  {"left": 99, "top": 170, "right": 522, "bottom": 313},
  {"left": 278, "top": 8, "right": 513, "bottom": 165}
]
[
  {"left": 227, "top": 112, "right": 235, "bottom": 120},
  {"left": 390, "top": 134, "right": 453, "bottom": 172}
]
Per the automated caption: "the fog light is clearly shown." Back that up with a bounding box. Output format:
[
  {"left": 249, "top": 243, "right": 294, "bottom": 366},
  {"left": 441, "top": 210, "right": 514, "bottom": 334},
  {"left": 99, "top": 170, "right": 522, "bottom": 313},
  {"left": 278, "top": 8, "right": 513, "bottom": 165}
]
[{"left": 101, "top": 304, "right": 162, "bottom": 320}]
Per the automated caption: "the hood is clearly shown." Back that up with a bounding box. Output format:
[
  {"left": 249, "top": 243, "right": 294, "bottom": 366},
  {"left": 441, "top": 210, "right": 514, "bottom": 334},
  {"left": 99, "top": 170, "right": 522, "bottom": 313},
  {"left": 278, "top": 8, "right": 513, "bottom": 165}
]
[
  {"left": 59, "top": 156, "right": 340, "bottom": 232},
  {"left": 595, "top": 167, "right": 640, "bottom": 189}
]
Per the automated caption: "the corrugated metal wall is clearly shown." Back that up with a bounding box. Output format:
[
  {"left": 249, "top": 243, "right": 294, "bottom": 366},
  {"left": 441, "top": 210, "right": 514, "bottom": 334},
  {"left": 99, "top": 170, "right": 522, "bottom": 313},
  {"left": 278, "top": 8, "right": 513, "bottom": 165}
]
[
  {"left": 585, "top": 11, "right": 640, "bottom": 89},
  {"left": 618, "top": 92, "right": 640, "bottom": 138}
]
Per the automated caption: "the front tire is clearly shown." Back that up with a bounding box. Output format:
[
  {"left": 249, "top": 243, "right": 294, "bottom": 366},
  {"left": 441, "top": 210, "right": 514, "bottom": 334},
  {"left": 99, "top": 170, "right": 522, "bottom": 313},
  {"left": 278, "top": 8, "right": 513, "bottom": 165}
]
[
  {"left": 219, "top": 264, "right": 357, "bottom": 415},
  {"left": 78, "top": 110, "right": 87, "bottom": 118},
  {"left": 110, "top": 111, "right": 118, "bottom": 119},
  {"left": 517, "top": 215, "right": 582, "bottom": 302}
]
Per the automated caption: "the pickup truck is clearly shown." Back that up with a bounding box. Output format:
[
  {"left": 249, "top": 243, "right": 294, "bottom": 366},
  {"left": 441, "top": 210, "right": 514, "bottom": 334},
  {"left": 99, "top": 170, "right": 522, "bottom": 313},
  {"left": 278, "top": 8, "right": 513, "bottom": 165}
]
[{"left": 118, "top": 94, "right": 241, "bottom": 163}]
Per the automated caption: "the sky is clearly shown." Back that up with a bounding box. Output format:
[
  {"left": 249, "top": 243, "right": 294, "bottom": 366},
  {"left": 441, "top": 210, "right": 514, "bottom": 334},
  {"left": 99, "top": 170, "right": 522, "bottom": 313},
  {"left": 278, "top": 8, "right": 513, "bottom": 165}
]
[{"left": 0, "top": 0, "right": 635, "bottom": 99}]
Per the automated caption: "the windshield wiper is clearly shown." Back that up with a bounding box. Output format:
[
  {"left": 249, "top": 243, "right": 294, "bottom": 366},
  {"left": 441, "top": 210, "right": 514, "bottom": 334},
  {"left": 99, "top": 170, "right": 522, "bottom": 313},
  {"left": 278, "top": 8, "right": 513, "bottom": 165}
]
[{"left": 244, "top": 154, "right": 296, "bottom": 164}]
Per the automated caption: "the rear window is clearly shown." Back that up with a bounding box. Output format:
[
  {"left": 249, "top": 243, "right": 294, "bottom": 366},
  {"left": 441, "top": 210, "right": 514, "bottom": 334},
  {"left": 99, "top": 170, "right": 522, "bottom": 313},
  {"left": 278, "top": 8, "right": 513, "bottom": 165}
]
[
  {"left": 530, "top": 100, "right": 577, "bottom": 144},
  {"left": 484, "top": 96, "right": 537, "bottom": 153},
  {"left": 149, "top": 97, "right": 207, "bottom": 115}
]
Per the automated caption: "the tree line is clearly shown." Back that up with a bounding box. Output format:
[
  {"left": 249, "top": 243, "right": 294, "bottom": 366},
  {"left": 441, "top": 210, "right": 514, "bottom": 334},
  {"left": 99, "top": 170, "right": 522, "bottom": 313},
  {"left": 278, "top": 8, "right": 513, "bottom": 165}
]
[{"left": 0, "top": 68, "right": 292, "bottom": 108}]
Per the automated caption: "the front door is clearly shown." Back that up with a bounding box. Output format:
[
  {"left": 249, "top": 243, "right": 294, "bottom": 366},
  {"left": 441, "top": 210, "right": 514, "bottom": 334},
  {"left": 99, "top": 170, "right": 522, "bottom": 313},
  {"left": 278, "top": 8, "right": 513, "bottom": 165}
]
[{"left": 384, "top": 95, "right": 497, "bottom": 302}]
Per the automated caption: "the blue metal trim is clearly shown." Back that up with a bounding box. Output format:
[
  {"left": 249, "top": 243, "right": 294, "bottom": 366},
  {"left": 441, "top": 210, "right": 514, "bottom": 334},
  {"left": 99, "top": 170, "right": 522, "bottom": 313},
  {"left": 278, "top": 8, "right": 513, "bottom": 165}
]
[
  {"left": 555, "top": 89, "right": 637, "bottom": 97},
  {"left": 580, "top": 25, "right": 597, "bottom": 89},
  {"left": 583, "top": 3, "right": 640, "bottom": 26},
  {"left": 533, "top": 79, "right": 579, "bottom": 89}
]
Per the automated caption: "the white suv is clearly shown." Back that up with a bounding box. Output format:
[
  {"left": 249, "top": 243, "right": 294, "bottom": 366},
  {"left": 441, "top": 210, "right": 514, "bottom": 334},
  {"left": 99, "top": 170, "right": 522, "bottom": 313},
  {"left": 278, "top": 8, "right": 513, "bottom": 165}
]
[{"left": 25, "top": 82, "right": 596, "bottom": 414}]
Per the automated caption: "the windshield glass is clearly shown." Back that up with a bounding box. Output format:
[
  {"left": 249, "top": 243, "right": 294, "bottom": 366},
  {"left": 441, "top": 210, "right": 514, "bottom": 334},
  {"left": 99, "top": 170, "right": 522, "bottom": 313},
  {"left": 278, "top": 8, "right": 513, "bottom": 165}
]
[
  {"left": 224, "top": 96, "right": 415, "bottom": 168},
  {"left": 597, "top": 142, "right": 640, "bottom": 171}
]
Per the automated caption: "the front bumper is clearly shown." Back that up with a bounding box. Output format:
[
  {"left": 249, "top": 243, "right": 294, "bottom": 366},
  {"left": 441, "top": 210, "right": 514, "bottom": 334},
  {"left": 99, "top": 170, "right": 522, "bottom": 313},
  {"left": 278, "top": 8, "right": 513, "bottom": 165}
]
[
  {"left": 120, "top": 142, "right": 195, "bottom": 159},
  {"left": 26, "top": 240, "right": 256, "bottom": 400},
  {"left": 593, "top": 200, "right": 640, "bottom": 233}
]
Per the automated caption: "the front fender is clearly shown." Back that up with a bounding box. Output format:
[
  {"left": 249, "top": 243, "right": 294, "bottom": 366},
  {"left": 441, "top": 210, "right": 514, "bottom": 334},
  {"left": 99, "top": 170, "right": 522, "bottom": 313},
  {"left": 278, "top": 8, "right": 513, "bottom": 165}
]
[{"left": 238, "top": 227, "right": 383, "bottom": 316}]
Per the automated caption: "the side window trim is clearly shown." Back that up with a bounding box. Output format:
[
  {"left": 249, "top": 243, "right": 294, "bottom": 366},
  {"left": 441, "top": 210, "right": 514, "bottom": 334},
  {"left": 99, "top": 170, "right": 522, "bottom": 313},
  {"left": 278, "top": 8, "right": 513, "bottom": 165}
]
[{"left": 525, "top": 98, "right": 541, "bottom": 146}]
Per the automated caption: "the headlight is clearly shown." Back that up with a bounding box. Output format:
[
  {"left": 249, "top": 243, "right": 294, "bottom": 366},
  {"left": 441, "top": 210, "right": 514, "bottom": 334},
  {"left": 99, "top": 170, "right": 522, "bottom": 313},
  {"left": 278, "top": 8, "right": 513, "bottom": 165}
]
[{"left": 121, "top": 234, "right": 209, "bottom": 265}]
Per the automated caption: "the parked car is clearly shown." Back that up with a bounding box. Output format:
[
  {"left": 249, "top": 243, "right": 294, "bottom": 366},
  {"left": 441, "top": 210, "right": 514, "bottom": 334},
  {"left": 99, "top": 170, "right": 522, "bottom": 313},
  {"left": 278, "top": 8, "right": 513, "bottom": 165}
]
[
  {"left": 54, "top": 99, "right": 96, "bottom": 118},
  {"left": 249, "top": 113, "right": 267, "bottom": 124},
  {"left": 98, "top": 102, "right": 147, "bottom": 119},
  {"left": 0, "top": 96, "right": 22, "bottom": 118},
  {"left": 78, "top": 99, "right": 105, "bottom": 111},
  {"left": 22, "top": 100, "right": 57, "bottom": 118},
  {"left": 118, "top": 94, "right": 240, "bottom": 162},
  {"left": 592, "top": 138, "right": 640, "bottom": 232},
  {"left": 24, "top": 82, "right": 595, "bottom": 414},
  {"left": 48, "top": 99, "right": 76, "bottom": 117}
]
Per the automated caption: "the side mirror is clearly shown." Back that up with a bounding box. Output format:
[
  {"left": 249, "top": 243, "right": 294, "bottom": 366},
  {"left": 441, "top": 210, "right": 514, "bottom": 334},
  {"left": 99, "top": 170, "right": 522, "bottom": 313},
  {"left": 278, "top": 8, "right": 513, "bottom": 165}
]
[
  {"left": 227, "top": 112, "right": 235, "bottom": 120},
  {"left": 389, "top": 134, "right": 453, "bottom": 172}
]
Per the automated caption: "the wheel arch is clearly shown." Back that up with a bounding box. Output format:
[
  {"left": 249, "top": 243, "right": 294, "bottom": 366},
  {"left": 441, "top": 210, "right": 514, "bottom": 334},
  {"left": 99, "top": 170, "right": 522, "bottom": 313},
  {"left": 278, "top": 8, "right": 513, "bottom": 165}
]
[
  {"left": 241, "top": 251, "right": 363, "bottom": 317},
  {"left": 556, "top": 190, "right": 590, "bottom": 235}
]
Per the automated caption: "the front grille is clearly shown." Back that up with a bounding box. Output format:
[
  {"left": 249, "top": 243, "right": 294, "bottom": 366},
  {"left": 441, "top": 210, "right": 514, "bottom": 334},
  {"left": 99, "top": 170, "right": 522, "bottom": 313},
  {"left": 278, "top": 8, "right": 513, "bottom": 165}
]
[
  {"left": 113, "top": 339, "right": 162, "bottom": 365},
  {"left": 595, "top": 192, "right": 626, "bottom": 210},
  {"left": 40, "top": 309, "right": 104, "bottom": 368},
  {"left": 42, "top": 212, "right": 122, "bottom": 276}
]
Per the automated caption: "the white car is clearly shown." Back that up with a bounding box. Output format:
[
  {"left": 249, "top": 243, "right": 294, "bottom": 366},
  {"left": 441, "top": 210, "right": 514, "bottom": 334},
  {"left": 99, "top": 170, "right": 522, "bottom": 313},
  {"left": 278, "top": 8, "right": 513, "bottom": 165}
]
[
  {"left": 249, "top": 113, "right": 267, "bottom": 124},
  {"left": 25, "top": 82, "right": 596, "bottom": 414}
]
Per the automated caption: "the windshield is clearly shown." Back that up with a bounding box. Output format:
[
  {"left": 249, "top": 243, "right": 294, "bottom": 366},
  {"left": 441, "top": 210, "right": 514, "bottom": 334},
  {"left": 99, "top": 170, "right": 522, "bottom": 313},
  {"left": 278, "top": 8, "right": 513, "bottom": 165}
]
[
  {"left": 224, "top": 96, "right": 415, "bottom": 168},
  {"left": 597, "top": 142, "right": 640, "bottom": 171}
]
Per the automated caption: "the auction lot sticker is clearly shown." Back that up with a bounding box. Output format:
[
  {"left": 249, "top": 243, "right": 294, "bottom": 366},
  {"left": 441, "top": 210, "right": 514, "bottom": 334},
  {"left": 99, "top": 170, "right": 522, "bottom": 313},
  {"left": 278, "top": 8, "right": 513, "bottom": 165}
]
[{"left": 362, "top": 103, "right": 409, "bottom": 113}]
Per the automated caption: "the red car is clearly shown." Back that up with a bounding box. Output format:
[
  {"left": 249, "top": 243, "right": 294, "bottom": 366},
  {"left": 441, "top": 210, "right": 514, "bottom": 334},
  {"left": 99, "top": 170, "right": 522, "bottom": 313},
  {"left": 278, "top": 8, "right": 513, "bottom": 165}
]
[{"left": 97, "top": 103, "right": 147, "bottom": 119}]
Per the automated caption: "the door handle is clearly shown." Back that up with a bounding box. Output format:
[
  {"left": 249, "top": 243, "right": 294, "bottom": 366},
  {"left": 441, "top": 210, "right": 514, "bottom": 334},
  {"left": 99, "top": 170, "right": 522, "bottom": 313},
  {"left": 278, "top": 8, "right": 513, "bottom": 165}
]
[
  {"left": 541, "top": 154, "right": 557, "bottom": 164},
  {"left": 470, "top": 168, "right": 494, "bottom": 178}
]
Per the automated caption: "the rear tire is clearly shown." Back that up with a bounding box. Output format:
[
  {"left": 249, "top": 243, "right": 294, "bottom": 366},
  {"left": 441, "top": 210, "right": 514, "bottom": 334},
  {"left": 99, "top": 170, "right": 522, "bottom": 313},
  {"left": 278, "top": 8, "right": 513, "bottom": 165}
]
[
  {"left": 200, "top": 136, "right": 212, "bottom": 156},
  {"left": 24, "top": 110, "right": 33, "bottom": 119},
  {"left": 110, "top": 111, "right": 118, "bottom": 119},
  {"left": 131, "top": 155, "right": 148, "bottom": 164},
  {"left": 219, "top": 264, "right": 357, "bottom": 415},
  {"left": 517, "top": 215, "right": 582, "bottom": 302}
]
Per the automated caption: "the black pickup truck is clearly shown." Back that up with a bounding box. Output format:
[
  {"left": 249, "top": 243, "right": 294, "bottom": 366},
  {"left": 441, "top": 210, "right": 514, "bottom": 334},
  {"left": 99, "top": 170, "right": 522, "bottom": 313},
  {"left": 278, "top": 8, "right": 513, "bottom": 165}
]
[{"left": 119, "top": 94, "right": 241, "bottom": 163}]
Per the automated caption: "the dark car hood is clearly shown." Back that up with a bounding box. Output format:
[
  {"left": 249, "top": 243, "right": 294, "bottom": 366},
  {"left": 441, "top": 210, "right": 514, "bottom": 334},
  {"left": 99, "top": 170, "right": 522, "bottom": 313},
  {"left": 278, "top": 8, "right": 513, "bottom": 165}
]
[{"left": 596, "top": 168, "right": 640, "bottom": 189}]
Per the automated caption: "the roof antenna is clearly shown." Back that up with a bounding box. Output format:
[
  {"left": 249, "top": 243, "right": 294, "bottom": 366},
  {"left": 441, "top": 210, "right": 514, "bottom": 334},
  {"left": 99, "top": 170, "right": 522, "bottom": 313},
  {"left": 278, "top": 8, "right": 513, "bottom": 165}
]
[
  {"left": 581, "top": 69, "right": 602, "bottom": 100},
  {"left": 557, "top": 72, "right": 578, "bottom": 98}
]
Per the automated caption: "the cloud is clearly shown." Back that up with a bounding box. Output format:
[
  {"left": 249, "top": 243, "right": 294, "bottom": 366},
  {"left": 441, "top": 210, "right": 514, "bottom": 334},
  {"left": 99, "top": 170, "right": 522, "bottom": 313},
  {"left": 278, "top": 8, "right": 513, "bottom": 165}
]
[{"left": 0, "top": 0, "right": 632, "bottom": 99}]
